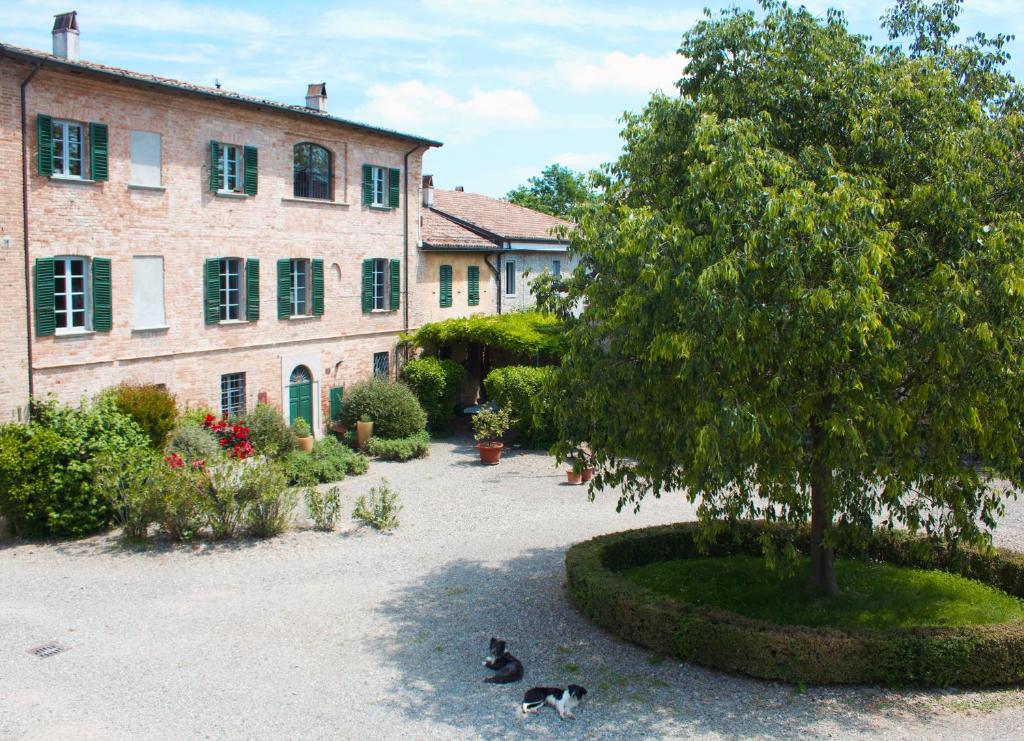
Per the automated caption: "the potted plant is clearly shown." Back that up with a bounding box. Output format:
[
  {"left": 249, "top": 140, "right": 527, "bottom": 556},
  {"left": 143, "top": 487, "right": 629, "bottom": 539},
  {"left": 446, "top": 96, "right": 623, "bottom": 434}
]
[
  {"left": 566, "top": 448, "right": 594, "bottom": 485},
  {"left": 356, "top": 414, "right": 374, "bottom": 451},
  {"left": 472, "top": 406, "right": 513, "bottom": 465},
  {"left": 293, "top": 417, "right": 314, "bottom": 452}
]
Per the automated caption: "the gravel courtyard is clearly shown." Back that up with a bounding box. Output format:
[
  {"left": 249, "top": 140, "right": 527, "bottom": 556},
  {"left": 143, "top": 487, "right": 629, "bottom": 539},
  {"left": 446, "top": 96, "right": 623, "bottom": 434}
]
[{"left": 2, "top": 437, "right": 1024, "bottom": 740}]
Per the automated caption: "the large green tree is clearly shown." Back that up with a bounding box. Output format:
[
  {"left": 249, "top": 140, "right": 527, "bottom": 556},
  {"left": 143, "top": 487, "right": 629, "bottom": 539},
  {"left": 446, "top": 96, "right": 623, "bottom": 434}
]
[
  {"left": 541, "top": 0, "right": 1024, "bottom": 594},
  {"left": 505, "top": 163, "right": 595, "bottom": 217}
]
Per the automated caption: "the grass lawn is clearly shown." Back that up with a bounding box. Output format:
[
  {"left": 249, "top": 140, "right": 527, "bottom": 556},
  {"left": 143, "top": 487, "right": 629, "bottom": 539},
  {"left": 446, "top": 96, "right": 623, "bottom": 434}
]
[{"left": 622, "top": 555, "right": 1024, "bottom": 630}]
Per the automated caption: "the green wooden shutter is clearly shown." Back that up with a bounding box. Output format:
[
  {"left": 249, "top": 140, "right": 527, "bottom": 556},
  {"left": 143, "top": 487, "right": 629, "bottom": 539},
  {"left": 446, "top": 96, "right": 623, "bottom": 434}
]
[
  {"left": 329, "top": 386, "right": 344, "bottom": 422},
  {"left": 389, "top": 259, "right": 400, "bottom": 311},
  {"left": 388, "top": 168, "right": 400, "bottom": 208},
  {"left": 277, "top": 259, "right": 292, "bottom": 319},
  {"left": 361, "top": 258, "right": 373, "bottom": 313},
  {"left": 91, "top": 257, "right": 112, "bottom": 331},
  {"left": 439, "top": 264, "right": 452, "bottom": 308},
  {"left": 204, "top": 258, "right": 221, "bottom": 324},
  {"left": 312, "top": 258, "right": 324, "bottom": 316},
  {"left": 362, "top": 165, "right": 373, "bottom": 205},
  {"left": 243, "top": 145, "right": 258, "bottom": 196},
  {"left": 34, "top": 258, "right": 55, "bottom": 336},
  {"left": 245, "top": 258, "right": 260, "bottom": 321},
  {"left": 37, "top": 115, "right": 53, "bottom": 177},
  {"left": 89, "top": 123, "right": 109, "bottom": 181},
  {"left": 468, "top": 265, "right": 480, "bottom": 306},
  {"left": 209, "top": 140, "right": 222, "bottom": 192}
]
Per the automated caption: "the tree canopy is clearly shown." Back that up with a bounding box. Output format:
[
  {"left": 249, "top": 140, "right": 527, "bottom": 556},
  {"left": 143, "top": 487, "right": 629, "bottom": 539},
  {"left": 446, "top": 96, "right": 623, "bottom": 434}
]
[
  {"left": 540, "top": 0, "right": 1024, "bottom": 593},
  {"left": 505, "top": 163, "right": 596, "bottom": 218}
]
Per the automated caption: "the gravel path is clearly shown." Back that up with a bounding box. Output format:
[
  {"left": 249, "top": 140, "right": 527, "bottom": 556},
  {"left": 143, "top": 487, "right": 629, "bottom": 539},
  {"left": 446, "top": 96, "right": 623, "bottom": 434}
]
[{"left": 2, "top": 436, "right": 1024, "bottom": 740}]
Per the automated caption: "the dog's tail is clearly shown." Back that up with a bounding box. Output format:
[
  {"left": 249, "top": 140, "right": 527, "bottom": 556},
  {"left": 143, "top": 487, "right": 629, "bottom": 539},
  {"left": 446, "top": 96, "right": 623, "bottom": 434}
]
[{"left": 485, "top": 673, "right": 521, "bottom": 684}]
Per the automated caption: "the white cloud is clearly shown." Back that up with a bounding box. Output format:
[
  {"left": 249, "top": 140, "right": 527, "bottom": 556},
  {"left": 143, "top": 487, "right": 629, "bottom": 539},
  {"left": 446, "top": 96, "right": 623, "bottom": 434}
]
[
  {"left": 557, "top": 51, "right": 683, "bottom": 94},
  {"left": 423, "top": 0, "right": 700, "bottom": 34},
  {"left": 354, "top": 80, "right": 539, "bottom": 134},
  {"left": 552, "top": 152, "right": 612, "bottom": 171}
]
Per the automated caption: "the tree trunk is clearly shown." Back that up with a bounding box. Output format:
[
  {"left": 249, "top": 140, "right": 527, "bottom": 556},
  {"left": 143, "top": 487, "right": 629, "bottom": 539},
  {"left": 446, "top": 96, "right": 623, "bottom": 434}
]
[{"left": 807, "top": 421, "right": 839, "bottom": 596}]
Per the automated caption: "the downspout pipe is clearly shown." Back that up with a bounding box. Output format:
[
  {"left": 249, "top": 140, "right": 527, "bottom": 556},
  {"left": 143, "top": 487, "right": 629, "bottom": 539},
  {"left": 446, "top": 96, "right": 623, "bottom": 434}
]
[
  {"left": 20, "top": 61, "right": 42, "bottom": 405},
  {"left": 402, "top": 144, "right": 421, "bottom": 336},
  {"left": 483, "top": 253, "right": 500, "bottom": 315}
]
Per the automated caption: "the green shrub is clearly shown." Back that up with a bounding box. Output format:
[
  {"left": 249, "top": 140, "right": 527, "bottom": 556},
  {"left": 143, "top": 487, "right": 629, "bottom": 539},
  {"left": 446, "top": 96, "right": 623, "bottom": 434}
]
[
  {"left": 92, "top": 448, "right": 164, "bottom": 540},
  {"left": 352, "top": 479, "right": 402, "bottom": 531},
  {"left": 366, "top": 431, "right": 431, "bottom": 461},
  {"left": 244, "top": 404, "right": 296, "bottom": 459},
  {"left": 154, "top": 464, "right": 208, "bottom": 541},
  {"left": 0, "top": 424, "right": 62, "bottom": 537},
  {"left": 204, "top": 459, "right": 254, "bottom": 539},
  {"left": 29, "top": 396, "right": 151, "bottom": 538},
  {"left": 292, "top": 417, "right": 312, "bottom": 438},
  {"left": 180, "top": 405, "right": 217, "bottom": 427},
  {"left": 305, "top": 485, "right": 341, "bottom": 531},
  {"left": 166, "top": 421, "right": 222, "bottom": 464},
  {"left": 565, "top": 521, "right": 1024, "bottom": 687},
  {"left": 401, "top": 357, "right": 465, "bottom": 432},
  {"left": 283, "top": 439, "right": 368, "bottom": 486},
  {"left": 483, "top": 366, "right": 556, "bottom": 447},
  {"left": 341, "top": 379, "right": 427, "bottom": 439},
  {"left": 105, "top": 383, "right": 179, "bottom": 449},
  {"left": 244, "top": 460, "right": 295, "bottom": 538},
  {"left": 471, "top": 406, "right": 514, "bottom": 443},
  {"left": 403, "top": 310, "right": 566, "bottom": 359}
]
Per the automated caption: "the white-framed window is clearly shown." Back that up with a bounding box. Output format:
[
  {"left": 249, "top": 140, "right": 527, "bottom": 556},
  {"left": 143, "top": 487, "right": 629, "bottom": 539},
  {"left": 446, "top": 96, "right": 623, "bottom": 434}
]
[
  {"left": 504, "top": 258, "right": 517, "bottom": 297},
  {"left": 552, "top": 259, "right": 561, "bottom": 276},
  {"left": 52, "top": 120, "right": 84, "bottom": 178},
  {"left": 373, "top": 351, "right": 389, "bottom": 379},
  {"left": 221, "top": 144, "right": 241, "bottom": 193},
  {"left": 132, "top": 256, "right": 165, "bottom": 329},
  {"left": 372, "top": 257, "right": 387, "bottom": 310},
  {"left": 54, "top": 256, "right": 89, "bottom": 331},
  {"left": 371, "top": 166, "right": 386, "bottom": 206},
  {"left": 130, "top": 131, "right": 162, "bottom": 187},
  {"left": 220, "top": 372, "right": 246, "bottom": 417},
  {"left": 219, "top": 257, "right": 243, "bottom": 320},
  {"left": 290, "top": 258, "right": 310, "bottom": 316}
]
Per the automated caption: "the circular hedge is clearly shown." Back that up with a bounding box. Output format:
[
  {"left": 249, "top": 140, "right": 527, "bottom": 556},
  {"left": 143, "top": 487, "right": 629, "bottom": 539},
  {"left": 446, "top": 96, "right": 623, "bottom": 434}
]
[
  {"left": 340, "top": 379, "right": 427, "bottom": 439},
  {"left": 565, "top": 520, "right": 1024, "bottom": 686}
]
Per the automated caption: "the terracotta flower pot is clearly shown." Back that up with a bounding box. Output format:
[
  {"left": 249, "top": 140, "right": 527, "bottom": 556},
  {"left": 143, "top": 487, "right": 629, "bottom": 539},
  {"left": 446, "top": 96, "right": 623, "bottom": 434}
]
[
  {"left": 566, "top": 468, "right": 583, "bottom": 485},
  {"left": 581, "top": 466, "right": 594, "bottom": 483},
  {"left": 296, "top": 435, "right": 314, "bottom": 453},
  {"left": 477, "top": 442, "right": 503, "bottom": 465},
  {"left": 356, "top": 420, "right": 374, "bottom": 450}
]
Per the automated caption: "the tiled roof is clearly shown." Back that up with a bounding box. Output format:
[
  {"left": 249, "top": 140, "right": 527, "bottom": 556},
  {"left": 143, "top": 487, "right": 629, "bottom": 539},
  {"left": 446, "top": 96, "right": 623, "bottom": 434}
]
[
  {"left": 422, "top": 208, "right": 497, "bottom": 249},
  {"left": 431, "top": 189, "right": 572, "bottom": 242},
  {"left": 0, "top": 43, "right": 442, "bottom": 148}
]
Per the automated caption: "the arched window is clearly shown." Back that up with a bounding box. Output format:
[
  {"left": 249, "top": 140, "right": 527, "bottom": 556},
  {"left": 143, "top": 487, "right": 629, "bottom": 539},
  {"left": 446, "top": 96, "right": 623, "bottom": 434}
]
[
  {"left": 289, "top": 365, "right": 313, "bottom": 384},
  {"left": 293, "top": 143, "right": 332, "bottom": 200}
]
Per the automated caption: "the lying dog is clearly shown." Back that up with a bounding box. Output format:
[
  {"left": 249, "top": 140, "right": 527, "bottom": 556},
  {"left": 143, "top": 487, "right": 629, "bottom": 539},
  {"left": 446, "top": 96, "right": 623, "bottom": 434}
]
[
  {"left": 521, "top": 684, "right": 588, "bottom": 719},
  {"left": 482, "top": 637, "right": 524, "bottom": 684}
]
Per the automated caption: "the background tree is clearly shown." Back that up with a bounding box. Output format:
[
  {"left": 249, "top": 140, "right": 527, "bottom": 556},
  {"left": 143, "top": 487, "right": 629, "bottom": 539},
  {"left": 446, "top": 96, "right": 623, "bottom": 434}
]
[
  {"left": 540, "top": 0, "right": 1024, "bottom": 594},
  {"left": 505, "top": 163, "right": 595, "bottom": 218}
]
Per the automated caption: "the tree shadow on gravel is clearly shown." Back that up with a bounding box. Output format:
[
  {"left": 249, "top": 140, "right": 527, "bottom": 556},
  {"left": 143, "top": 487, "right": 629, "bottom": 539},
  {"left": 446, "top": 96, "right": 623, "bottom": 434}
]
[{"left": 371, "top": 547, "right": 997, "bottom": 740}]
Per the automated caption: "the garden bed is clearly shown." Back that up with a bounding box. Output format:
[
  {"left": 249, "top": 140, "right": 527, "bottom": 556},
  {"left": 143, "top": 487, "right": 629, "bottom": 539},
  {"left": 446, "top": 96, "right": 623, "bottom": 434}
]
[{"left": 565, "top": 520, "right": 1024, "bottom": 686}]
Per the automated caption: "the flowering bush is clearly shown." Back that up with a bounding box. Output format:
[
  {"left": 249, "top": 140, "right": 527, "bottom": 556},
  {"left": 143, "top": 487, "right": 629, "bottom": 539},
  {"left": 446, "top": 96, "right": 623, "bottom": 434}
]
[{"left": 203, "top": 414, "right": 253, "bottom": 459}]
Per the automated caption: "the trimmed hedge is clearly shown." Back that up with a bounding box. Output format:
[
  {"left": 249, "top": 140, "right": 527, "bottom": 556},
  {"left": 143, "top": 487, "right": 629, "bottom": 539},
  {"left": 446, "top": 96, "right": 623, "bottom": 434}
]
[
  {"left": 483, "top": 365, "right": 555, "bottom": 448},
  {"left": 401, "top": 357, "right": 464, "bottom": 432},
  {"left": 367, "top": 430, "right": 431, "bottom": 461},
  {"left": 340, "top": 379, "right": 427, "bottom": 440},
  {"left": 565, "top": 521, "right": 1024, "bottom": 686},
  {"left": 401, "top": 310, "right": 566, "bottom": 359}
]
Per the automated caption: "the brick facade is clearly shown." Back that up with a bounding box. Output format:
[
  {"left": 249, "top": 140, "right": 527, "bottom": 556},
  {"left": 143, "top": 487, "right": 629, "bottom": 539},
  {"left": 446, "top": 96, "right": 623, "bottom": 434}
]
[{"left": 0, "top": 52, "right": 436, "bottom": 432}]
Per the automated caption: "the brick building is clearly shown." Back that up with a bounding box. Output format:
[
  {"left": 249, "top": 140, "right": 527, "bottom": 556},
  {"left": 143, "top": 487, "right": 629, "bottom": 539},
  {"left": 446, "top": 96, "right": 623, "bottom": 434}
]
[{"left": 0, "top": 13, "right": 442, "bottom": 433}]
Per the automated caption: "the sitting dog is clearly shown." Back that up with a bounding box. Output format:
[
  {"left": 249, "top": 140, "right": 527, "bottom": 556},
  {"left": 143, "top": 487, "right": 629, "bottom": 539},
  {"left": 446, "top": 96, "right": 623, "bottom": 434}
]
[
  {"left": 482, "top": 637, "right": 524, "bottom": 684},
  {"left": 521, "top": 684, "right": 588, "bottom": 719}
]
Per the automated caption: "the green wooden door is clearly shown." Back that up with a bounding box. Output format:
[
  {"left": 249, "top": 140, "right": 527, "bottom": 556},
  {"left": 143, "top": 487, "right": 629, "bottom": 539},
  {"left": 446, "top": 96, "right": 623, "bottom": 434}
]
[{"left": 288, "top": 366, "right": 313, "bottom": 431}]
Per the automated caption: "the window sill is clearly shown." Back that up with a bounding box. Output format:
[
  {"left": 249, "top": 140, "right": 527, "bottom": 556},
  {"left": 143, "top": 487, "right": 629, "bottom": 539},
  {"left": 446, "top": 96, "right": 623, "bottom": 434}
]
[
  {"left": 54, "top": 328, "right": 95, "bottom": 337},
  {"left": 217, "top": 319, "right": 249, "bottom": 325},
  {"left": 132, "top": 325, "right": 170, "bottom": 333},
  {"left": 50, "top": 176, "right": 100, "bottom": 185},
  {"left": 281, "top": 197, "right": 349, "bottom": 208},
  {"left": 287, "top": 314, "right": 318, "bottom": 321},
  {"left": 128, "top": 184, "right": 166, "bottom": 192},
  {"left": 214, "top": 191, "right": 248, "bottom": 199},
  {"left": 368, "top": 204, "right": 395, "bottom": 211}
]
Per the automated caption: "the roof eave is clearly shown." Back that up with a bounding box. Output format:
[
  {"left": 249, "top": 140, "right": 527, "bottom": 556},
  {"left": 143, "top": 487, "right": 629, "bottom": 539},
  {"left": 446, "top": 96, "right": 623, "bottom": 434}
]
[{"left": 0, "top": 44, "right": 443, "bottom": 148}]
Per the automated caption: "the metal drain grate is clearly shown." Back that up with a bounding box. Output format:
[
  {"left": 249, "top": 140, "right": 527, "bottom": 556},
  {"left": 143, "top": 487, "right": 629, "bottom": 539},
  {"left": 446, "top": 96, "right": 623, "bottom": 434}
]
[{"left": 28, "top": 641, "right": 67, "bottom": 658}]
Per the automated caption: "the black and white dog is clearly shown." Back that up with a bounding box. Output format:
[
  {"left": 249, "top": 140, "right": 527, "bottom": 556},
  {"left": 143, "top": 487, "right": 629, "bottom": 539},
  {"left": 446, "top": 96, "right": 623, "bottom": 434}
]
[
  {"left": 482, "top": 638, "right": 524, "bottom": 684},
  {"left": 521, "top": 684, "right": 588, "bottom": 719}
]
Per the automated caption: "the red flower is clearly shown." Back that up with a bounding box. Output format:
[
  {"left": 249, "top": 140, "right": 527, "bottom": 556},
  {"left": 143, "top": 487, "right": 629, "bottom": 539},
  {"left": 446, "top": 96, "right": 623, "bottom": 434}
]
[{"left": 165, "top": 453, "right": 184, "bottom": 469}]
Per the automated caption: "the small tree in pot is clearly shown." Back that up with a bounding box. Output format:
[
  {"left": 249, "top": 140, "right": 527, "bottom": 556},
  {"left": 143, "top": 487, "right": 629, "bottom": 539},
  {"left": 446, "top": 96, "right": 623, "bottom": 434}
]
[
  {"left": 292, "top": 417, "right": 313, "bottom": 452},
  {"left": 472, "top": 406, "right": 514, "bottom": 465}
]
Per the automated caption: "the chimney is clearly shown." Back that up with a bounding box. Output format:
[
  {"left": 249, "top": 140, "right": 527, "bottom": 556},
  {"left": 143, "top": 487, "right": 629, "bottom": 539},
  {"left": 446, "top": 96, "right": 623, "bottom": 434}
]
[
  {"left": 454, "top": 186, "right": 464, "bottom": 192},
  {"left": 422, "top": 174, "right": 434, "bottom": 208},
  {"left": 52, "top": 11, "right": 80, "bottom": 61},
  {"left": 305, "top": 83, "right": 327, "bottom": 112}
]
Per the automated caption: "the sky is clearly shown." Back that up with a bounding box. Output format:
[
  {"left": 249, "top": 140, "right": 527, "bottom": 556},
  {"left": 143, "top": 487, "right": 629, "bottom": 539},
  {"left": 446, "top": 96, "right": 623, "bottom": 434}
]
[{"left": 2, "top": 1, "right": 1022, "bottom": 197}]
